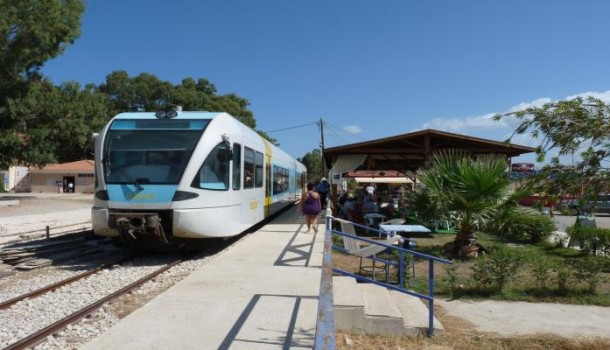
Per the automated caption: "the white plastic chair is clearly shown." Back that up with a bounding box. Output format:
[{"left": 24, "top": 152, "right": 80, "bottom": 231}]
[{"left": 336, "top": 218, "right": 402, "bottom": 281}]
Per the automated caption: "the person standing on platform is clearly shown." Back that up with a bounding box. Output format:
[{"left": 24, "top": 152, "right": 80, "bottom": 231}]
[
  {"left": 316, "top": 177, "right": 330, "bottom": 209},
  {"left": 297, "top": 183, "right": 322, "bottom": 233}
]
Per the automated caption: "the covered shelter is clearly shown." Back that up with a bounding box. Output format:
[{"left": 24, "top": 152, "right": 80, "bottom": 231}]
[
  {"left": 324, "top": 129, "right": 535, "bottom": 175},
  {"left": 324, "top": 129, "right": 535, "bottom": 201}
]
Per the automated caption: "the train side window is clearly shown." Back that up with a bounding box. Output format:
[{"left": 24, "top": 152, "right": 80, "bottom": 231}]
[
  {"left": 233, "top": 143, "right": 241, "bottom": 190},
  {"left": 244, "top": 147, "right": 255, "bottom": 189},
  {"left": 273, "top": 165, "right": 288, "bottom": 195},
  {"left": 255, "top": 151, "right": 264, "bottom": 188},
  {"left": 193, "top": 142, "right": 230, "bottom": 190}
]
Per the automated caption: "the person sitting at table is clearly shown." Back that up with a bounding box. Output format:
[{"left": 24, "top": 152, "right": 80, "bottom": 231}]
[
  {"left": 362, "top": 192, "right": 379, "bottom": 214},
  {"left": 341, "top": 193, "right": 355, "bottom": 218},
  {"left": 381, "top": 199, "right": 396, "bottom": 218}
]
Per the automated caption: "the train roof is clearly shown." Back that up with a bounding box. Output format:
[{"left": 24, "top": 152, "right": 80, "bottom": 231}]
[{"left": 113, "top": 111, "right": 225, "bottom": 120}]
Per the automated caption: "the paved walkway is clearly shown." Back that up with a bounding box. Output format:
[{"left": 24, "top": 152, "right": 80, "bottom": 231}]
[
  {"left": 436, "top": 299, "right": 610, "bottom": 338},
  {"left": 82, "top": 209, "right": 326, "bottom": 350}
]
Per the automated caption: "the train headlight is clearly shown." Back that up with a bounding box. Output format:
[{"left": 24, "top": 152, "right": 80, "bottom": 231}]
[
  {"left": 172, "top": 191, "right": 199, "bottom": 201},
  {"left": 95, "top": 190, "right": 109, "bottom": 200},
  {"left": 155, "top": 110, "right": 178, "bottom": 119}
]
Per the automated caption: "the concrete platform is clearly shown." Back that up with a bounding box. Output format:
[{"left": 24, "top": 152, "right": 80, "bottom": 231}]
[{"left": 82, "top": 209, "right": 326, "bottom": 350}]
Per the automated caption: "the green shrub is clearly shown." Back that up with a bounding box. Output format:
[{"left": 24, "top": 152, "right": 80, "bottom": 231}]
[
  {"left": 554, "top": 262, "right": 572, "bottom": 296},
  {"left": 471, "top": 248, "right": 529, "bottom": 291},
  {"left": 443, "top": 263, "right": 461, "bottom": 298},
  {"left": 529, "top": 256, "right": 555, "bottom": 289},
  {"left": 485, "top": 208, "right": 555, "bottom": 243},
  {"left": 567, "top": 226, "right": 610, "bottom": 256},
  {"left": 571, "top": 256, "right": 609, "bottom": 294},
  {"left": 331, "top": 234, "right": 343, "bottom": 247}
]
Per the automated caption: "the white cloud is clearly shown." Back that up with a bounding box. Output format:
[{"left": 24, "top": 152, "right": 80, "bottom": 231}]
[
  {"left": 343, "top": 125, "right": 362, "bottom": 134},
  {"left": 422, "top": 112, "right": 503, "bottom": 132},
  {"left": 506, "top": 97, "right": 552, "bottom": 113},
  {"left": 565, "top": 91, "right": 610, "bottom": 102},
  {"left": 421, "top": 90, "right": 610, "bottom": 136},
  {"left": 417, "top": 90, "right": 610, "bottom": 166}
]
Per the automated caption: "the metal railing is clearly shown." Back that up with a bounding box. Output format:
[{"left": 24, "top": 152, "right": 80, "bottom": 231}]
[
  {"left": 314, "top": 213, "right": 452, "bottom": 348},
  {"left": 314, "top": 212, "right": 336, "bottom": 349}
]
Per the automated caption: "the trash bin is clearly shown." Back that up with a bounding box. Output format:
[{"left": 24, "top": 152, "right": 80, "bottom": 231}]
[{"left": 575, "top": 214, "right": 596, "bottom": 228}]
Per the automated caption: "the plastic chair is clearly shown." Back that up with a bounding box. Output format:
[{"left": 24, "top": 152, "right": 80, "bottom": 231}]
[
  {"left": 363, "top": 213, "right": 387, "bottom": 234},
  {"left": 380, "top": 218, "right": 406, "bottom": 226},
  {"left": 336, "top": 218, "right": 402, "bottom": 281},
  {"left": 378, "top": 218, "right": 418, "bottom": 277}
]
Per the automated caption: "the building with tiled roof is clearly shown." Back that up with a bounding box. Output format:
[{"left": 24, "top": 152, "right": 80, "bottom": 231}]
[{"left": 29, "top": 160, "right": 95, "bottom": 193}]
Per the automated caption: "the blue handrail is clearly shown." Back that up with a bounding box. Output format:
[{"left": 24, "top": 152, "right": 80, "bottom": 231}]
[
  {"left": 314, "top": 213, "right": 336, "bottom": 349},
  {"left": 314, "top": 214, "right": 452, "bottom": 346}
]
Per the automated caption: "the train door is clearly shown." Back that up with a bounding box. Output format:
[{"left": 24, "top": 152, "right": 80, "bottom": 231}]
[{"left": 265, "top": 155, "right": 271, "bottom": 216}]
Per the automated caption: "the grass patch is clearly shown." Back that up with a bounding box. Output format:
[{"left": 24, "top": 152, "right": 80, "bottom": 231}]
[{"left": 332, "top": 231, "right": 610, "bottom": 306}]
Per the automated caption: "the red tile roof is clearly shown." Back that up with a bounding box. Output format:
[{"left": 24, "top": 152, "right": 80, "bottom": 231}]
[{"left": 31, "top": 160, "right": 94, "bottom": 173}]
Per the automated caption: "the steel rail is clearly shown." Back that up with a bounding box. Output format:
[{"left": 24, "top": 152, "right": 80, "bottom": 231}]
[
  {"left": 1, "top": 222, "right": 92, "bottom": 238},
  {"left": 0, "top": 256, "right": 133, "bottom": 310},
  {"left": 3, "top": 257, "right": 185, "bottom": 350}
]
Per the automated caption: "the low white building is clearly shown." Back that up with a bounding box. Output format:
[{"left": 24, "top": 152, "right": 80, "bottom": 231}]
[{"left": 28, "top": 160, "right": 95, "bottom": 193}]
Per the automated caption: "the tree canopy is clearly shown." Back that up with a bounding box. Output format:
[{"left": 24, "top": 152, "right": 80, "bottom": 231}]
[
  {"left": 0, "top": 0, "right": 85, "bottom": 168},
  {"left": 298, "top": 149, "right": 323, "bottom": 182},
  {"left": 494, "top": 96, "right": 610, "bottom": 201},
  {"left": 0, "top": 0, "right": 85, "bottom": 100}
]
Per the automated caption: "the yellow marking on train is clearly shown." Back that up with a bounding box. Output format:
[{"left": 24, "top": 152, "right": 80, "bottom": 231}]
[
  {"left": 250, "top": 201, "right": 259, "bottom": 210},
  {"left": 262, "top": 139, "right": 273, "bottom": 214},
  {"left": 131, "top": 193, "right": 156, "bottom": 200}
]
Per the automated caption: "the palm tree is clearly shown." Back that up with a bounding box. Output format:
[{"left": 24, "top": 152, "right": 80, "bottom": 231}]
[{"left": 406, "top": 150, "right": 512, "bottom": 254}]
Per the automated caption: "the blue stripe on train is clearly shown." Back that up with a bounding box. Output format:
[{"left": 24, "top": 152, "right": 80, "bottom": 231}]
[{"left": 106, "top": 184, "right": 178, "bottom": 203}]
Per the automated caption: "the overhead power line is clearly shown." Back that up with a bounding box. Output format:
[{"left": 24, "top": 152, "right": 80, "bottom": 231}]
[{"left": 264, "top": 122, "right": 318, "bottom": 133}]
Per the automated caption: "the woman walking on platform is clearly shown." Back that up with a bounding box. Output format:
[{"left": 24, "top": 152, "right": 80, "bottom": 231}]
[{"left": 297, "top": 183, "right": 322, "bottom": 233}]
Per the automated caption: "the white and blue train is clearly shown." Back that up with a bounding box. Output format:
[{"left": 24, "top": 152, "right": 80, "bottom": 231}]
[{"left": 91, "top": 110, "right": 307, "bottom": 248}]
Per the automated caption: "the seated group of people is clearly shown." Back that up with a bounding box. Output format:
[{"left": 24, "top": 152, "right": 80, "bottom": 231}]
[{"left": 337, "top": 190, "right": 397, "bottom": 225}]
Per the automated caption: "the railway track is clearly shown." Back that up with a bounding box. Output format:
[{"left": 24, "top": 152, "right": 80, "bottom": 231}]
[
  {"left": 0, "top": 255, "right": 133, "bottom": 311},
  {"left": 2, "top": 256, "right": 186, "bottom": 350},
  {"left": 0, "top": 232, "right": 113, "bottom": 271},
  {"left": 0, "top": 209, "right": 241, "bottom": 350}
]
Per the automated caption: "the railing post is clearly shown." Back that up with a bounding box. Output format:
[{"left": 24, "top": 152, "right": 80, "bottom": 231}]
[
  {"left": 314, "top": 214, "right": 335, "bottom": 350},
  {"left": 46, "top": 225, "right": 50, "bottom": 240},
  {"left": 428, "top": 260, "right": 435, "bottom": 336},
  {"left": 399, "top": 251, "right": 404, "bottom": 289}
]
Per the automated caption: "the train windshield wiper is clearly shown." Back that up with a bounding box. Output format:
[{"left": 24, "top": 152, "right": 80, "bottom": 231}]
[{"left": 112, "top": 166, "right": 144, "bottom": 191}]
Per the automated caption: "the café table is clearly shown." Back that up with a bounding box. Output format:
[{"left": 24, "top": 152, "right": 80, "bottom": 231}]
[
  {"left": 379, "top": 224, "right": 431, "bottom": 249},
  {"left": 379, "top": 224, "right": 431, "bottom": 235}
]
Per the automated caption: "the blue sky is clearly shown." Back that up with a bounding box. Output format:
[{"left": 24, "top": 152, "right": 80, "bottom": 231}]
[{"left": 42, "top": 1, "right": 610, "bottom": 166}]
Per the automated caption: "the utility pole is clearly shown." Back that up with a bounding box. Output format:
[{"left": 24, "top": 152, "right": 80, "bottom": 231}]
[{"left": 319, "top": 118, "right": 326, "bottom": 178}]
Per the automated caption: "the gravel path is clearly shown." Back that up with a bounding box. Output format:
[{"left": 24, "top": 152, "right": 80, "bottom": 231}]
[{"left": 0, "top": 194, "right": 92, "bottom": 244}]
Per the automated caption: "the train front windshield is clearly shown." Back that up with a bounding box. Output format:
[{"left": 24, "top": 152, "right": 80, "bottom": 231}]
[{"left": 103, "top": 119, "right": 210, "bottom": 185}]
